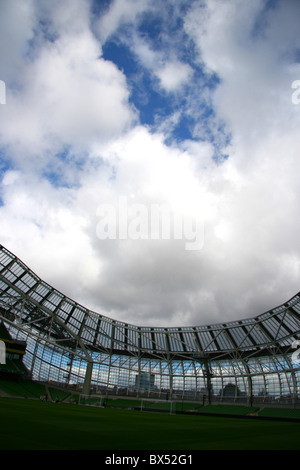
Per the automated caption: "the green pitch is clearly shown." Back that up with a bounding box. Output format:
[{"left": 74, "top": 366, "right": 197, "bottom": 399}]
[{"left": 0, "top": 397, "right": 300, "bottom": 450}]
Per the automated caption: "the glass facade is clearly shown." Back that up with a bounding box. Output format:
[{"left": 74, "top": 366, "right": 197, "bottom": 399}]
[{"left": 1, "top": 243, "right": 300, "bottom": 404}]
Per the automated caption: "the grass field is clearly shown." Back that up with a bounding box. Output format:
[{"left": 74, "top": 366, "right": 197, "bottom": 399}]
[{"left": 1, "top": 397, "right": 300, "bottom": 450}]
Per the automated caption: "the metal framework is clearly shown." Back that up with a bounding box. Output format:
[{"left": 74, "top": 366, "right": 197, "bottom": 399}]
[{"left": 1, "top": 243, "right": 300, "bottom": 404}]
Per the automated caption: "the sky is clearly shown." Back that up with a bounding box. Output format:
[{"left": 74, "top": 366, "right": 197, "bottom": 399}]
[{"left": 0, "top": 0, "right": 300, "bottom": 328}]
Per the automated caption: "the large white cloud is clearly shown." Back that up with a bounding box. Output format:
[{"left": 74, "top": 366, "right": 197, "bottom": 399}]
[
  {"left": 0, "top": 0, "right": 300, "bottom": 328},
  {"left": 0, "top": 0, "right": 136, "bottom": 171}
]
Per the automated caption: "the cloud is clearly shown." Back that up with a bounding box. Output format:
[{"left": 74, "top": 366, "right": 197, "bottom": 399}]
[
  {"left": 96, "top": 0, "right": 153, "bottom": 43},
  {"left": 0, "top": 0, "right": 136, "bottom": 171},
  {"left": 156, "top": 61, "right": 193, "bottom": 92},
  {"left": 1, "top": 0, "right": 300, "bottom": 329},
  {"left": 0, "top": 0, "right": 36, "bottom": 83},
  {"left": 184, "top": 0, "right": 300, "bottom": 145}
]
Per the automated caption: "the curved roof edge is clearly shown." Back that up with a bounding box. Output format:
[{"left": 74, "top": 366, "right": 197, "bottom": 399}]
[{"left": 0, "top": 243, "right": 300, "bottom": 358}]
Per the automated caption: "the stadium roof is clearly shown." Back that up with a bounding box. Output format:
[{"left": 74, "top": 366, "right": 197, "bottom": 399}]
[{"left": 0, "top": 244, "right": 299, "bottom": 363}]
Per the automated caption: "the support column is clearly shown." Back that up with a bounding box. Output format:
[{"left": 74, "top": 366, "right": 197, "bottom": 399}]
[
  {"left": 193, "top": 353, "right": 213, "bottom": 404},
  {"left": 288, "top": 355, "right": 298, "bottom": 407},
  {"left": 137, "top": 330, "right": 141, "bottom": 396},
  {"left": 169, "top": 358, "right": 173, "bottom": 400},
  {"left": 82, "top": 361, "right": 93, "bottom": 395},
  {"left": 243, "top": 360, "right": 253, "bottom": 407},
  {"left": 203, "top": 361, "right": 213, "bottom": 405}
]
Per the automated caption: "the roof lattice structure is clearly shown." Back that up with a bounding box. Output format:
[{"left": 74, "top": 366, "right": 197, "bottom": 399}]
[{"left": 1, "top": 243, "right": 299, "bottom": 364}]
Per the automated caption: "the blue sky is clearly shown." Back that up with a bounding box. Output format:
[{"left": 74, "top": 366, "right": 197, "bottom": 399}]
[
  {"left": 100, "top": 1, "right": 224, "bottom": 151},
  {"left": 0, "top": 0, "right": 300, "bottom": 327}
]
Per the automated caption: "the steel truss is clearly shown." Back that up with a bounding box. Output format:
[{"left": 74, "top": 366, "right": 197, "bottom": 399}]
[{"left": 1, "top": 244, "right": 300, "bottom": 403}]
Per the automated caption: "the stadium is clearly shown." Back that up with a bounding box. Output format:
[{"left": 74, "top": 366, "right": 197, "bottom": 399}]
[{"left": 1, "top": 242, "right": 300, "bottom": 450}]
